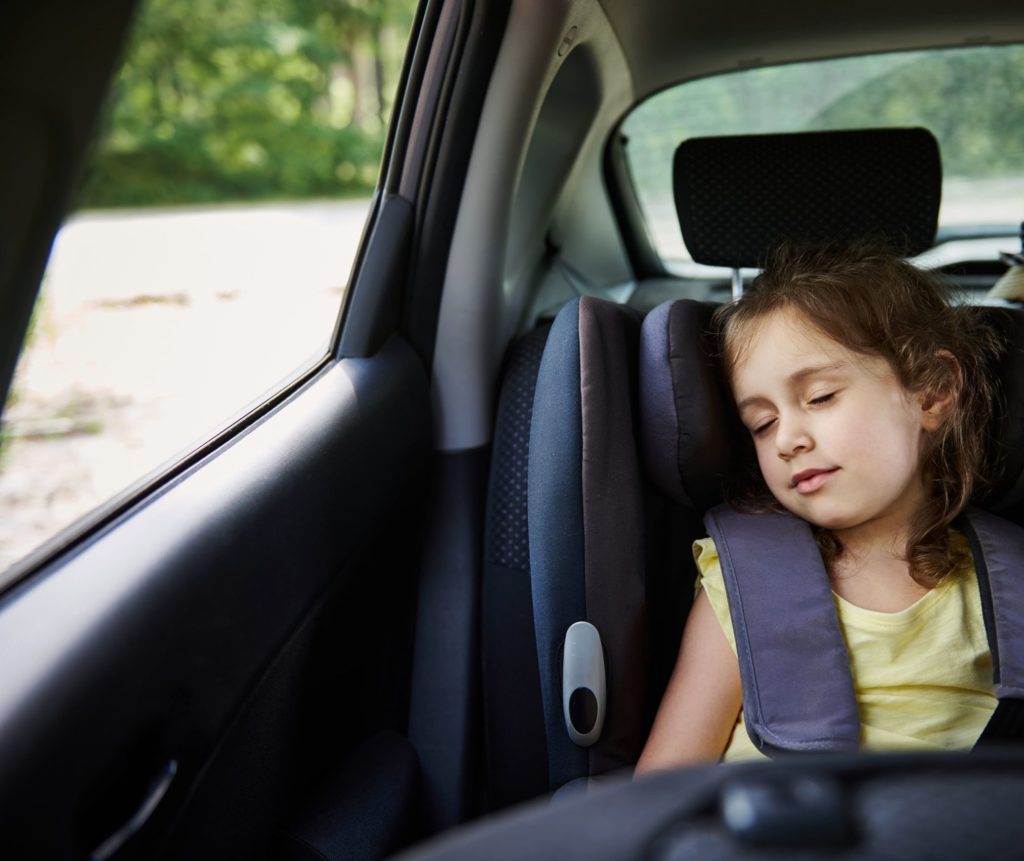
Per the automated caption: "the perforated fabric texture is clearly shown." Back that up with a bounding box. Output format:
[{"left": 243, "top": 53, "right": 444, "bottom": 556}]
[
  {"left": 481, "top": 322, "right": 553, "bottom": 810},
  {"left": 486, "top": 323, "right": 551, "bottom": 569},
  {"left": 674, "top": 128, "right": 941, "bottom": 268}
]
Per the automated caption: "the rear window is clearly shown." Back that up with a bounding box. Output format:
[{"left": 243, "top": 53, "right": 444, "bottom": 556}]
[{"left": 623, "top": 45, "right": 1024, "bottom": 274}]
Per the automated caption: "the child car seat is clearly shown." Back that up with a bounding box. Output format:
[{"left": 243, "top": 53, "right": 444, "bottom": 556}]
[
  {"left": 483, "top": 125, "right": 1016, "bottom": 803},
  {"left": 412, "top": 126, "right": 1024, "bottom": 859},
  {"left": 639, "top": 127, "right": 1024, "bottom": 755}
]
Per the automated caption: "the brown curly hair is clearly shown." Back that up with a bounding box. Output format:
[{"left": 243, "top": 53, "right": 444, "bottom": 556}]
[{"left": 714, "top": 243, "right": 1005, "bottom": 585}]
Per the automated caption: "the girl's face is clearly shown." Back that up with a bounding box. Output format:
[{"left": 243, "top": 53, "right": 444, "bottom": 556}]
[{"left": 729, "top": 308, "right": 937, "bottom": 543}]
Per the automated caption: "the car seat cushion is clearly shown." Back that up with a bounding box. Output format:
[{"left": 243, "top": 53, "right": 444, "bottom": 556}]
[
  {"left": 529, "top": 296, "right": 647, "bottom": 788},
  {"left": 639, "top": 299, "right": 741, "bottom": 512},
  {"left": 577, "top": 299, "right": 647, "bottom": 778},
  {"left": 482, "top": 322, "right": 552, "bottom": 809}
]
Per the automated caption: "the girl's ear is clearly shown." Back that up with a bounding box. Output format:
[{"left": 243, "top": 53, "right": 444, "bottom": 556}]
[{"left": 919, "top": 350, "right": 961, "bottom": 432}]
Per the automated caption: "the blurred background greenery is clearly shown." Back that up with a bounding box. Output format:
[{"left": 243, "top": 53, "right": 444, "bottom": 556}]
[
  {"left": 624, "top": 45, "right": 1024, "bottom": 260},
  {"left": 625, "top": 45, "right": 1024, "bottom": 179},
  {"left": 79, "top": 0, "right": 417, "bottom": 208}
]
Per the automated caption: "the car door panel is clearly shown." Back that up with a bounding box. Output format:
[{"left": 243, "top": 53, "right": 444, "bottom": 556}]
[{"left": 0, "top": 338, "right": 430, "bottom": 859}]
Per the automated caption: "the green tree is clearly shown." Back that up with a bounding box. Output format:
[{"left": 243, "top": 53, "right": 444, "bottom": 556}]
[{"left": 79, "top": 0, "right": 416, "bottom": 207}]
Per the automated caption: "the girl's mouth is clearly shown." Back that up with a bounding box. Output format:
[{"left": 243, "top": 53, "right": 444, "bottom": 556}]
[{"left": 791, "top": 468, "right": 839, "bottom": 494}]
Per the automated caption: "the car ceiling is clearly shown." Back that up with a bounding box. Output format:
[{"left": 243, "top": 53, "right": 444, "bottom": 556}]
[{"left": 600, "top": 0, "right": 1024, "bottom": 100}]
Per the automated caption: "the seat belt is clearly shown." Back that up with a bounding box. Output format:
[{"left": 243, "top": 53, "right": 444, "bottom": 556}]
[{"left": 709, "top": 505, "right": 1024, "bottom": 753}]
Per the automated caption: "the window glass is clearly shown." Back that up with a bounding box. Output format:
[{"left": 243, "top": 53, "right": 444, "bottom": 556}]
[
  {"left": 623, "top": 45, "right": 1024, "bottom": 273},
  {"left": 0, "top": 0, "right": 417, "bottom": 573}
]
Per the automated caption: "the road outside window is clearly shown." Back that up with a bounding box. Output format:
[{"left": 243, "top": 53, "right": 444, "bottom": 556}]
[{"left": 0, "top": 0, "right": 416, "bottom": 573}]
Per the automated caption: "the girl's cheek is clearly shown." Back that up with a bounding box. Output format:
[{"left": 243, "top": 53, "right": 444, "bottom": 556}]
[{"left": 754, "top": 448, "right": 779, "bottom": 481}]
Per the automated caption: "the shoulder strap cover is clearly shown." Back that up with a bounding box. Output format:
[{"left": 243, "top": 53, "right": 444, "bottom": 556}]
[
  {"left": 962, "top": 509, "right": 1024, "bottom": 699},
  {"left": 704, "top": 505, "right": 860, "bottom": 754}
]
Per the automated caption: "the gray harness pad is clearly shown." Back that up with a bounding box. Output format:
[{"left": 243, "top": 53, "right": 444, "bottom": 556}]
[
  {"left": 705, "top": 505, "right": 1024, "bottom": 754},
  {"left": 704, "top": 506, "right": 859, "bottom": 754},
  {"left": 959, "top": 508, "right": 1024, "bottom": 699}
]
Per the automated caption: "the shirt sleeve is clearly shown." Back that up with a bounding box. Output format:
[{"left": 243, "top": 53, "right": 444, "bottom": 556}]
[{"left": 692, "top": 537, "right": 738, "bottom": 653}]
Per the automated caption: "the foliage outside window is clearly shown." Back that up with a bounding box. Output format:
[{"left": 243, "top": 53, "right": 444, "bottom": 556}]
[
  {"left": 623, "top": 45, "right": 1024, "bottom": 269},
  {"left": 0, "top": 0, "right": 417, "bottom": 575},
  {"left": 83, "top": 0, "right": 413, "bottom": 206}
]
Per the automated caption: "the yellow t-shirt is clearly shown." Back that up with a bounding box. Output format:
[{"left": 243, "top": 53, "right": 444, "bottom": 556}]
[{"left": 693, "top": 535, "right": 997, "bottom": 763}]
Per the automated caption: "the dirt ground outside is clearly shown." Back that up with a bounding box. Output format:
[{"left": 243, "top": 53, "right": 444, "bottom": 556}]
[{"left": 0, "top": 198, "right": 371, "bottom": 572}]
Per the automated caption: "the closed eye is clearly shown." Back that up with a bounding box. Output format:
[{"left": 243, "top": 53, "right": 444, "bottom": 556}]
[
  {"left": 808, "top": 391, "right": 836, "bottom": 406},
  {"left": 752, "top": 417, "right": 776, "bottom": 436}
]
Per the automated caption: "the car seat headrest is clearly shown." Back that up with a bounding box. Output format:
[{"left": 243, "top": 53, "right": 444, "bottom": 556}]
[
  {"left": 638, "top": 300, "right": 740, "bottom": 511},
  {"left": 674, "top": 128, "right": 942, "bottom": 268},
  {"left": 639, "top": 299, "right": 1024, "bottom": 514}
]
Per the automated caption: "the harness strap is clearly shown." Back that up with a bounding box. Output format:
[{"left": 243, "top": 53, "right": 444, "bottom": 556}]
[
  {"left": 963, "top": 509, "right": 1024, "bottom": 746},
  {"left": 710, "top": 505, "right": 1024, "bottom": 753},
  {"left": 705, "top": 505, "right": 860, "bottom": 754},
  {"left": 960, "top": 509, "right": 1024, "bottom": 699}
]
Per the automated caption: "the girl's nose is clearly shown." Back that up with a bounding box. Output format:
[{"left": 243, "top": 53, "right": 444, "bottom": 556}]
[{"left": 775, "top": 415, "right": 813, "bottom": 459}]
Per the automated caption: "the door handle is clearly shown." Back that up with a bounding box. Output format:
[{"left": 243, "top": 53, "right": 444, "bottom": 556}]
[{"left": 90, "top": 759, "right": 178, "bottom": 861}]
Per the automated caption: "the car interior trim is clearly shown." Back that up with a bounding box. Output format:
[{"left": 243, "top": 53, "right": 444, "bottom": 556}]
[
  {"left": 404, "top": 0, "right": 513, "bottom": 369},
  {"left": 431, "top": 0, "right": 634, "bottom": 451}
]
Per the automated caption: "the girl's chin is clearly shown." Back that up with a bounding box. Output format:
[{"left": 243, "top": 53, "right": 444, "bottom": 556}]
[{"left": 776, "top": 502, "right": 857, "bottom": 531}]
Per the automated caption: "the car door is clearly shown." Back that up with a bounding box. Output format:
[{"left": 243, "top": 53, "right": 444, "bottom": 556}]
[{"left": 0, "top": 0, "right": 505, "bottom": 858}]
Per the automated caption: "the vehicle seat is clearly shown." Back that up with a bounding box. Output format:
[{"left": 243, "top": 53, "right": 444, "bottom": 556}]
[
  {"left": 526, "top": 296, "right": 703, "bottom": 795},
  {"left": 482, "top": 125, "right": 994, "bottom": 807},
  {"left": 482, "top": 297, "right": 682, "bottom": 807}
]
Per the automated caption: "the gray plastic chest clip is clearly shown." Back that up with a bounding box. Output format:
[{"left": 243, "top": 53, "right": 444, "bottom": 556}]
[{"left": 563, "top": 621, "right": 606, "bottom": 746}]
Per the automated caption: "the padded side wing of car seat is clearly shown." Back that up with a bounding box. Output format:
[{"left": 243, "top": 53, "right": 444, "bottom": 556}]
[{"left": 528, "top": 296, "right": 646, "bottom": 790}]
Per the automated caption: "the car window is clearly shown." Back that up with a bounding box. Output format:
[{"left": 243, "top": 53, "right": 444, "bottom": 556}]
[
  {"left": 0, "top": 0, "right": 416, "bottom": 574},
  {"left": 623, "top": 45, "right": 1024, "bottom": 275}
]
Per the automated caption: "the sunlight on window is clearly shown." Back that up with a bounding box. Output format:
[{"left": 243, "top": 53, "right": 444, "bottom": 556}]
[{"left": 0, "top": 0, "right": 418, "bottom": 573}]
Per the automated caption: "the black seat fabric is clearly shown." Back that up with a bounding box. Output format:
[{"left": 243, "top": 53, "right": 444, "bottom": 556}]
[
  {"left": 675, "top": 128, "right": 942, "bottom": 267},
  {"left": 393, "top": 751, "right": 1024, "bottom": 861},
  {"left": 484, "top": 297, "right": 672, "bottom": 803},
  {"left": 481, "top": 322, "right": 552, "bottom": 809},
  {"left": 638, "top": 300, "right": 739, "bottom": 512}
]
